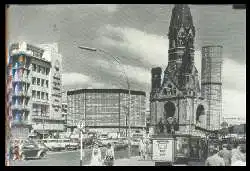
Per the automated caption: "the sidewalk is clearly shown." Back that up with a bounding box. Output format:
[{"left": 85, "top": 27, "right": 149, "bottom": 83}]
[{"left": 114, "top": 156, "right": 155, "bottom": 166}]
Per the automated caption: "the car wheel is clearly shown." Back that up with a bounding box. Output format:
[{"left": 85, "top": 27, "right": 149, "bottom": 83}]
[
  {"left": 40, "top": 152, "right": 47, "bottom": 158},
  {"left": 20, "top": 153, "right": 26, "bottom": 160}
]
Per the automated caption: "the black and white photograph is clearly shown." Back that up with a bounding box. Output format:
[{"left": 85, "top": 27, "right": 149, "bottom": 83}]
[{"left": 5, "top": 4, "right": 246, "bottom": 166}]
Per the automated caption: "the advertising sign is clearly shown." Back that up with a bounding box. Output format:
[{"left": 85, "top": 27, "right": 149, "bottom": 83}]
[
  {"left": 152, "top": 138, "right": 174, "bottom": 162},
  {"left": 175, "top": 137, "right": 190, "bottom": 158}
]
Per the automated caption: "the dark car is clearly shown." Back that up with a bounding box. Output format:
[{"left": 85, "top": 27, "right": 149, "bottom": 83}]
[{"left": 19, "top": 140, "right": 47, "bottom": 160}]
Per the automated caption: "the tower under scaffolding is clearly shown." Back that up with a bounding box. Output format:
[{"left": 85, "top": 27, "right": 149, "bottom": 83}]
[{"left": 201, "top": 46, "right": 223, "bottom": 130}]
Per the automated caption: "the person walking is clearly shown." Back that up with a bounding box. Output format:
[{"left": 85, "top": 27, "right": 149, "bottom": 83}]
[
  {"left": 89, "top": 142, "right": 102, "bottom": 166},
  {"left": 104, "top": 143, "right": 115, "bottom": 166},
  {"left": 205, "top": 148, "right": 225, "bottom": 166},
  {"left": 144, "top": 139, "right": 149, "bottom": 160},
  {"left": 231, "top": 144, "right": 246, "bottom": 166},
  {"left": 218, "top": 144, "right": 232, "bottom": 166},
  {"left": 139, "top": 138, "right": 145, "bottom": 160}
]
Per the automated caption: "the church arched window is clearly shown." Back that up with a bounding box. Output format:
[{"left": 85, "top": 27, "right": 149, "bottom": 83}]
[{"left": 163, "top": 88, "right": 168, "bottom": 95}]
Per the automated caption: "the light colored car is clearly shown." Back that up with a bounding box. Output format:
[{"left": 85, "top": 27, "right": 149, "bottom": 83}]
[
  {"left": 43, "top": 139, "right": 63, "bottom": 151},
  {"left": 19, "top": 140, "right": 47, "bottom": 160},
  {"left": 131, "top": 139, "right": 140, "bottom": 146}
]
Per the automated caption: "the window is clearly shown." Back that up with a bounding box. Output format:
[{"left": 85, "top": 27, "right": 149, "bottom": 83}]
[
  {"left": 32, "top": 77, "right": 36, "bottom": 85},
  {"left": 37, "top": 91, "right": 40, "bottom": 99},
  {"left": 46, "top": 80, "right": 48, "bottom": 88},
  {"left": 37, "top": 65, "right": 40, "bottom": 73},
  {"left": 32, "top": 64, "right": 36, "bottom": 71},
  {"left": 46, "top": 68, "right": 49, "bottom": 75},
  {"left": 186, "top": 76, "right": 189, "bottom": 82},
  {"left": 46, "top": 93, "right": 48, "bottom": 100},
  {"left": 41, "top": 67, "right": 45, "bottom": 74},
  {"left": 32, "top": 90, "right": 36, "bottom": 98},
  {"left": 41, "top": 92, "right": 45, "bottom": 99},
  {"left": 39, "top": 66, "right": 42, "bottom": 73},
  {"left": 37, "top": 78, "right": 40, "bottom": 86},
  {"left": 41, "top": 79, "right": 44, "bottom": 87}
]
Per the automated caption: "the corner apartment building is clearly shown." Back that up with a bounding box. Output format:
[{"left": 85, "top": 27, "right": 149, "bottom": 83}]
[
  {"left": 67, "top": 89, "right": 146, "bottom": 136},
  {"left": 38, "top": 43, "right": 64, "bottom": 134},
  {"left": 9, "top": 42, "right": 64, "bottom": 139},
  {"left": 9, "top": 42, "right": 51, "bottom": 139}
]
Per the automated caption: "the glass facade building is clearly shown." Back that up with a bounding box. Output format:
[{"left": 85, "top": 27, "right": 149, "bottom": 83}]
[{"left": 67, "top": 89, "right": 146, "bottom": 135}]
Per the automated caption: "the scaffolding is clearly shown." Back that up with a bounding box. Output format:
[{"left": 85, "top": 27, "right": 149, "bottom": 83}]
[{"left": 201, "top": 46, "right": 223, "bottom": 130}]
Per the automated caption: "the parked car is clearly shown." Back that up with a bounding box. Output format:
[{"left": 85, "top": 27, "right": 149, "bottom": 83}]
[
  {"left": 65, "top": 139, "right": 79, "bottom": 151},
  {"left": 43, "top": 139, "right": 63, "bottom": 151},
  {"left": 131, "top": 139, "right": 140, "bottom": 146},
  {"left": 19, "top": 140, "right": 47, "bottom": 160}
]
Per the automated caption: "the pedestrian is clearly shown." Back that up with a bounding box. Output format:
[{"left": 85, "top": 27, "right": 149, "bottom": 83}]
[
  {"left": 144, "top": 139, "right": 149, "bottom": 160},
  {"left": 104, "top": 143, "right": 115, "bottom": 166},
  {"left": 205, "top": 148, "right": 225, "bottom": 166},
  {"left": 231, "top": 144, "right": 246, "bottom": 166},
  {"left": 147, "top": 139, "right": 153, "bottom": 160},
  {"left": 218, "top": 144, "right": 232, "bottom": 166},
  {"left": 89, "top": 142, "right": 102, "bottom": 166},
  {"left": 139, "top": 138, "right": 144, "bottom": 160}
]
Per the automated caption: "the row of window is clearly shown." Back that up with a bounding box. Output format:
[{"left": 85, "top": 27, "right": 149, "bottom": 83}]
[
  {"left": 32, "top": 77, "right": 49, "bottom": 88},
  {"left": 32, "top": 90, "right": 49, "bottom": 100},
  {"left": 32, "top": 63, "right": 50, "bottom": 75}
]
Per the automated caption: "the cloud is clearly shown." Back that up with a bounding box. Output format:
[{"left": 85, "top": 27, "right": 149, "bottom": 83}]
[
  {"left": 222, "top": 89, "right": 246, "bottom": 120},
  {"left": 99, "top": 25, "right": 169, "bottom": 68},
  {"left": 222, "top": 58, "right": 246, "bottom": 91},
  {"left": 62, "top": 72, "right": 108, "bottom": 89},
  {"left": 99, "top": 25, "right": 246, "bottom": 120},
  {"left": 62, "top": 72, "right": 90, "bottom": 86}
]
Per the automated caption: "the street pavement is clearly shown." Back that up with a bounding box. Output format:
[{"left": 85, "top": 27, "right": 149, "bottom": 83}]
[
  {"left": 9, "top": 148, "right": 204, "bottom": 166},
  {"left": 9, "top": 147, "right": 140, "bottom": 166}
]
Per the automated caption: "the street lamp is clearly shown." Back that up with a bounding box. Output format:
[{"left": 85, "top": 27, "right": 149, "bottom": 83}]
[{"left": 78, "top": 46, "right": 132, "bottom": 158}]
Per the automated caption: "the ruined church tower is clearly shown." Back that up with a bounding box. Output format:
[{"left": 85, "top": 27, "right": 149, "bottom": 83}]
[{"left": 150, "top": 5, "right": 208, "bottom": 136}]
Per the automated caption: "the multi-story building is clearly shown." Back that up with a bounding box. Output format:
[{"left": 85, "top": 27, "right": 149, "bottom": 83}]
[
  {"left": 9, "top": 42, "right": 64, "bottom": 139},
  {"left": 38, "top": 43, "right": 64, "bottom": 133},
  {"left": 67, "top": 89, "right": 146, "bottom": 136},
  {"left": 9, "top": 42, "right": 50, "bottom": 139},
  {"left": 61, "top": 102, "right": 68, "bottom": 131}
]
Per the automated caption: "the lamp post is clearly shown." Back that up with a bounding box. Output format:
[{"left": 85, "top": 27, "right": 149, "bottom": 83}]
[{"left": 78, "top": 46, "right": 132, "bottom": 158}]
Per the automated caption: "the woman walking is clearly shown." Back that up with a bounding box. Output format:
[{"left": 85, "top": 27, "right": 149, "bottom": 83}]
[
  {"left": 104, "top": 143, "right": 115, "bottom": 166},
  {"left": 89, "top": 142, "right": 102, "bottom": 166}
]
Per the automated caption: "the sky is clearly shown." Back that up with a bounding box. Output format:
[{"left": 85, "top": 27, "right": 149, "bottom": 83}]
[{"left": 7, "top": 4, "right": 246, "bottom": 123}]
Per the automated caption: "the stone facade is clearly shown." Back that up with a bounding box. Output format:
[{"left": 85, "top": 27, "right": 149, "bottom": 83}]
[{"left": 149, "top": 5, "right": 219, "bottom": 135}]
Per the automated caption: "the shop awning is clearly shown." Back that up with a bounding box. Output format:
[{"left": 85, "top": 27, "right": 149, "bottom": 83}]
[{"left": 35, "top": 130, "right": 49, "bottom": 135}]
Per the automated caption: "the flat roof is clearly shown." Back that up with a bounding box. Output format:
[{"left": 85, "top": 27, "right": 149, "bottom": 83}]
[{"left": 67, "top": 88, "right": 146, "bottom": 96}]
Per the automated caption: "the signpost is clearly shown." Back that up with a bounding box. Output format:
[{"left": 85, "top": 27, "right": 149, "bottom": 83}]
[
  {"left": 77, "top": 120, "right": 84, "bottom": 166},
  {"left": 152, "top": 137, "right": 175, "bottom": 166}
]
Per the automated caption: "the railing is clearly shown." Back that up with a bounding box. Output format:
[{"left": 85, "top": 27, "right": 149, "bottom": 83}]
[
  {"left": 13, "top": 76, "right": 31, "bottom": 83},
  {"left": 12, "top": 90, "right": 31, "bottom": 97},
  {"left": 10, "top": 49, "right": 33, "bottom": 56}
]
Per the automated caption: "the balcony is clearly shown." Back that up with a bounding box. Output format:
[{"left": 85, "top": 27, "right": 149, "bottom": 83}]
[
  {"left": 12, "top": 65, "right": 31, "bottom": 71},
  {"left": 12, "top": 91, "right": 31, "bottom": 97},
  {"left": 10, "top": 49, "right": 33, "bottom": 57},
  {"left": 11, "top": 104, "right": 30, "bottom": 111},
  {"left": 11, "top": 120, "right": 31, "bottom": 127},
  {"left": 13, "top": 76, "right": 31, "bottom": 83}
]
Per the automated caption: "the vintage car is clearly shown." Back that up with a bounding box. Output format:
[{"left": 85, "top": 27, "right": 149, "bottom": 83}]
[
  {"left": 19, "top": 140, "right": 47, "bottom": 160},
  {"left": 65, "top": 139, "right": 79, "bottom": 151}
]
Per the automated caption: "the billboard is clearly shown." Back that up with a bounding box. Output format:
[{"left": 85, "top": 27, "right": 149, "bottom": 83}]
[{"left": 152, "top": 138, "right": 175, "bottom": 162}]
